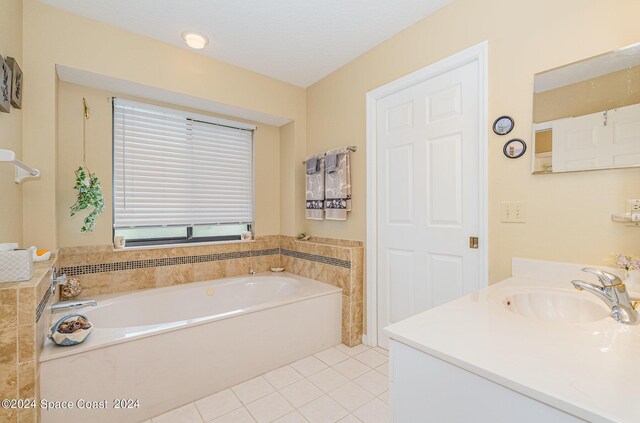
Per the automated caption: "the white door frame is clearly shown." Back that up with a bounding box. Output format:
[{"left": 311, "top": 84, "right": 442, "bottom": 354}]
[{"left": 364, "top": 41, "right": 489, "bottom": 347}]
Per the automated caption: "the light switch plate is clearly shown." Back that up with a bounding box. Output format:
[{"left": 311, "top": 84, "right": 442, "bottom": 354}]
[{"left": 501, "top": 201, "right": 526, "bottom": 223}]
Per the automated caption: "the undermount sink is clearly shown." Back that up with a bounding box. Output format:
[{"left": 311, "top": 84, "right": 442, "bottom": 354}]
[{"left": 496, "top": 290, "right": 611, "bottom": 323}]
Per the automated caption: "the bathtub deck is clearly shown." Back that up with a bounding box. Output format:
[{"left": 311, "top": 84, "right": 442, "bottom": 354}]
[{"left": 147, "top": 343, "right": 390, "bottom": 423}]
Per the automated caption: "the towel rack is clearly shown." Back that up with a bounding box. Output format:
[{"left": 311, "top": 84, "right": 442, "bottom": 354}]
[
  {"left": 0, "top": 149, "right": 40, "bottom": 183},
  {"left": 302, "top": 146, "right": 357, "bottom": 164}
]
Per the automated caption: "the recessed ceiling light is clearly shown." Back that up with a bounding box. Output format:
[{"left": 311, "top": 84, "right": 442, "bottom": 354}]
[{"left": 181, "top": 31, "right": 209, "bottom": 50}]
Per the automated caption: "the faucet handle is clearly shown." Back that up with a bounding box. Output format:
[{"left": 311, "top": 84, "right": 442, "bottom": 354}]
[
  {"left": 50, "top": 269, "right": 67, "bottom": 297},
  {"left": 582, "top": 267, "right": 622, "bottom": 287},
  {"left": 54, "top": 273, "right": 67, "bottom": 285}
]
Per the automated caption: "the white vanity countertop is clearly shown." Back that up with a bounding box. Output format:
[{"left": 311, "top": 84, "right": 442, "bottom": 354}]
[{"left": 384, "top": 258, "right": 640, "bottom": 423}]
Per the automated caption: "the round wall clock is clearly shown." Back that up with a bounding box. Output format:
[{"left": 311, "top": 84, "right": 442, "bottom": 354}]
[{"left": 493, "top": 115, "right": 514, "bottom": 135}]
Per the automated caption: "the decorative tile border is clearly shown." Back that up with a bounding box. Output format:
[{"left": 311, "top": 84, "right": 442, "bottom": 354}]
[
  {"left": 36, "top": 285, "right": 51, "bottom": 323},
  {"left": 281, "top": 249, "right": 351, "bottom": 269},
  {"left": 60, "top": 248, "right": 281, "bottom": 277}
]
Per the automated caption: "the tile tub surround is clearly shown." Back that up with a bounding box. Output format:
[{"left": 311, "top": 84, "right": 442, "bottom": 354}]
[
  {"left": 58, "top": 235, "right": 365, "bottom": 346},
  {"left": 280, "top": 236, "right": 364, "bottom": 347},
  {"left": 0, "top": 257, "right": 57, "bottom": 423},
  {"left": 58, "top": 236, "right": 282, "bottom": 298},
  {"left": 148, "top": 343, "right": 390, "bottom": 423}
]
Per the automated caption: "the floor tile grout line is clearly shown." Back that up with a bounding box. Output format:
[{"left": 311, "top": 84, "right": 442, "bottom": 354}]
[
  {"left": 202, "top": 388, "right": 247, "bottom": 423},
  {"left": 352, "top": 370, "right": 390, "bottom": 397},
  {"left": 263, "top": 373, "right": 295, "bottom": 412},
  {"left": 281, "top": 375, "right": 336, "bottom": 413},
  {"left": 247, "top": 370, "right": 303, "bottom": 423},
  {"left": 307, "top": 367, "right": 351, "bottom": 394},
  {"left": 274, "top": 347, "right": 361, "bottom": 421},
  {"left": 324, "top": 351, "right": 382, "bottom": 420},
  {"left": 192, "top": 400, "right": 206, "bottom": 423},
  {"left": 243, "top": 402, "right": 260, "bottom": 423}
]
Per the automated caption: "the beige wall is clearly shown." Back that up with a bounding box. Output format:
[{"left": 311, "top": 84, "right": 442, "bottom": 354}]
[
  {"left": 279, "top": 122, "right": 296, "bottom": 236},
  {"left": 534, "top": 64, "right": 640, "bottom": 123},
  {"left": 56, "top": 82, "right": 281, "bottom": 247},
  {"left": 305, "top": 0, "right": 640, "bottom": 282},
  {"left": 22, "top": 0, "right": 306, "bottom": 250},
  {"left": 0, "top": 0, "right": 23, "bottom": 245},
  {"left": 279, "top": 120, "right": 309, "bottom": 237}
]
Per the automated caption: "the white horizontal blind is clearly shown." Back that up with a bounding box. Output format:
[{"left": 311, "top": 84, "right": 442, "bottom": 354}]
[{"left": 113, "top": 98, "right": 254, "bottom": 229}]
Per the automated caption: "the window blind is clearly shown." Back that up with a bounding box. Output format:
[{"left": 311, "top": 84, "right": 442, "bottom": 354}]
[{"left": 113, "top": 98, "right": 254, "bottom": 229}]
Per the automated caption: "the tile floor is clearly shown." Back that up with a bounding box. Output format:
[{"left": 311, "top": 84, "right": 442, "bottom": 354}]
[{"left": 147, "top": 343, "right": 390, "bottom": 423}]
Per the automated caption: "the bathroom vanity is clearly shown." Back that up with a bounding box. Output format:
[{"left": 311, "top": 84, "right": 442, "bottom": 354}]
[{"left": 385, "top": 258, "right": 640, "bottom": 423}]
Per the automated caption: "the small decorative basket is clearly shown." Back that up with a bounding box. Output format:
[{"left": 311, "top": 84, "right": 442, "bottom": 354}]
[
  {"left": 60, "top": 278, "right": 82, "bottom": 298},
  {"left": 49, "top": 314, "right": 92, "bottom": 346}
]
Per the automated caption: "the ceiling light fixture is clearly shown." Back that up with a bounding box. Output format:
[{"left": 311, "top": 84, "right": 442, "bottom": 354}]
[{"left": 181, "top": 32, "right": 209, "bottom": 50}]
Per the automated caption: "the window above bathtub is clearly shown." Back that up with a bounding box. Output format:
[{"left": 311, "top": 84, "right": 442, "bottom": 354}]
[{"left": 112, "top": 98, "right": 254, "bottom": 247}]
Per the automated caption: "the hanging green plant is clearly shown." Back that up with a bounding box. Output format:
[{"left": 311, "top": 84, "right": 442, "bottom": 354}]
[
  {"left": 69, "top": 97, "right": 104, "bottom": 232},
  {"left": 70, "top": 165, "right": 104, "bottom": 232}
]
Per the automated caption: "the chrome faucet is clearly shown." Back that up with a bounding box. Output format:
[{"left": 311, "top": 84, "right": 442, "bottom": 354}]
[
  {"left": 51, "top": 299, "right": 97, "bottom": 313},
  {"left": 571, "top": 267, "right": 640, "bottom": 325},
  {"left": 50, "top": 268, "right": 98, "bottom": 312},
  {"left": 50, "top": 267, "right": 66, "bottom": 296}
]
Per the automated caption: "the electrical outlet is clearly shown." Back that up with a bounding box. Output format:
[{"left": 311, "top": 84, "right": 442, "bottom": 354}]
[
  {"left": 501, "top": 201, "right": 526, "bottom": 223},
  {"left": 626, "top": 199, "right": 640, "bottom": 213},
  {"left": 626, "top": 199, "right": 640, "bottom": 227}
]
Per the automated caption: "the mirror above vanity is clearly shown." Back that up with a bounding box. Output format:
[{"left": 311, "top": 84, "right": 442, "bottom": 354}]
[{"left": 532, "top": 42, "right": 640, "bottom": 174}]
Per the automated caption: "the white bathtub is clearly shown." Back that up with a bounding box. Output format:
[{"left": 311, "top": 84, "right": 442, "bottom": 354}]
[{"left": 40, "top": 272, "right": 342, "bottom": 423}]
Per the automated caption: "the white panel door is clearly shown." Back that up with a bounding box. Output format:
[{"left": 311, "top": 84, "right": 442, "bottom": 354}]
[
  {"left": 552, "top": 112, "right": 609, "bottom": 171},
  {"left": 551, "top": 103, "right": 640, "bottom": 171},
  {"left": 610, "top": 103, "right": 640, "bottom": 167},
  {"left": 376, "top": 61, "right": 481, "bottom": 348}
]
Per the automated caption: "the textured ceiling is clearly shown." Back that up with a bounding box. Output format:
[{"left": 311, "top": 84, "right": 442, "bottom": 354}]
[{"left": 39, "top": 0, "right": 451, "bottom": 87}]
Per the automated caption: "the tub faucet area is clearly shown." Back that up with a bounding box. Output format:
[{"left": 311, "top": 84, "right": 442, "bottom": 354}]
[
  {"left": 571, "top": 267, "right": 640, "bottom": 325},
  {"left": 51, "top": 299, "right": 98, "bottom": 313}
]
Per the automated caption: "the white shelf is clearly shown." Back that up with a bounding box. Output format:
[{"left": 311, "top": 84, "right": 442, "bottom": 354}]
[
  {"left": 611, "top": 212, "right": 640, "bottom": 226},
  {"left": 0, "top": 149, "right": 40, "bottom": 183}
]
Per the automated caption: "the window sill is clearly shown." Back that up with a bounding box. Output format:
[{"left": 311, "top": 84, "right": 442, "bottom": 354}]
[{"left": 112, "top": 239, "right": 255, "bottom": 253}]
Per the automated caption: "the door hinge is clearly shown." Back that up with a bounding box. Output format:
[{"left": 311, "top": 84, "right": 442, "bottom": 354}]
[{"left": 469, "top": 237, "right": 479, "bottom": 249}]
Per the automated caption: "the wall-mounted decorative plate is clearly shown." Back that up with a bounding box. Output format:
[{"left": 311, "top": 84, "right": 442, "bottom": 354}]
[
  {"left": 493, "top": 115, "right": 514, "bottom": 135},
  {"left": 503, "top": 138, "right": 526, "bottom": 159}
]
